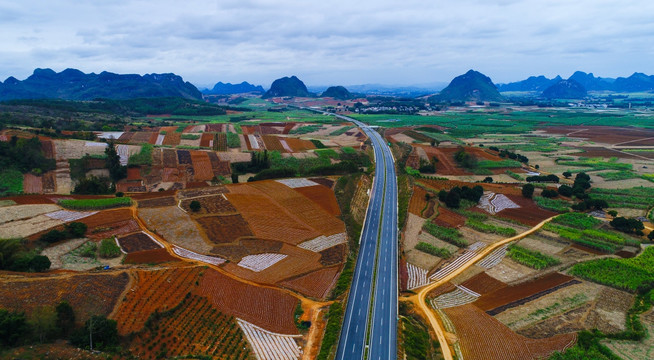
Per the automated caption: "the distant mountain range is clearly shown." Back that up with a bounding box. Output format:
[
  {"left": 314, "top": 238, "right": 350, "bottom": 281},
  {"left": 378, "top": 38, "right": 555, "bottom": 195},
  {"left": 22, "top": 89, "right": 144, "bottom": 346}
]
[
  {"left": 262, "top": 76, "right": 313, "bottom": 98},
  {"left": 499, "top": 71, "right": 654, "bottom": 93},
  {"left": 0, "top": 68, "right": 202, "bottom": 101},
  {"left": 542, "top": 79, "right": 587, "bottom": 99},
  {"left": 203, "top": 81, "right": 264, "bottom": 95},
  {"left": 321, "top": 86, "right": 354, "bottom": 100},
  {"left": 430, "top": 70, "right": 504, "bottom": 102}
]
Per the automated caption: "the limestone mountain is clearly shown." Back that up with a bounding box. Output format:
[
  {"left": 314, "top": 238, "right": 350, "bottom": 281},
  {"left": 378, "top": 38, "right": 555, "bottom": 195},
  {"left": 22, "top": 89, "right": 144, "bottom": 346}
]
[
  {"left": 497, "top": 75, "right": 562, "bottom": 92},
  {"left": 542, "top": 79, "right": 587, "bottom": 99},
  {"left": 430, "top": 70, "right": 503, "bottom": 102},
  {"left": 0, "top": 68, "right": 202, "bottom": 101},
  {"left": 320, "top": 86, "right": 354, "bottom": 99},
  {"left": 203, "top": 81, "right": 264, "bottom": 95},
  {"left": 262, "top": 76, "right": 312, "bottom": 98}
]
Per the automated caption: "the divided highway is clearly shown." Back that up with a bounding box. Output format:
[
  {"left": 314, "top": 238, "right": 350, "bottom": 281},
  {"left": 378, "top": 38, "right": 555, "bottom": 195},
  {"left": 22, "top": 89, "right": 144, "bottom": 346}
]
[{"left": 333, "top": 115, "right": 398, "bottom": 360}]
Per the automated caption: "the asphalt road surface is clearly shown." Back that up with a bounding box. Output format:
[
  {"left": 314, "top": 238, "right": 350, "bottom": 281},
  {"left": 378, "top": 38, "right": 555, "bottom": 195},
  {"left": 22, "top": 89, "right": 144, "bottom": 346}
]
[{"left": 334, "top": 115, "right": 398, "bottom": 360}]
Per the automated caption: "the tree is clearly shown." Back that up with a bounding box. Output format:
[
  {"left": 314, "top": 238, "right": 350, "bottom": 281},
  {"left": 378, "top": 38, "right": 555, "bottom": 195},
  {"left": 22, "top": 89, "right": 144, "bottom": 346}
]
[
  {"left": 610, "top": 217, "right": 644, "bottom": 234},
  {"left": 231, "top": 173, "right": 239, "bottom": 183},
  {"left": 98, "top": 238, "right": 121, "bottom": 258},
  {"left": 65, "top": 222, "right": 87, "bottom": 238},
  {"left": 522, "top": 183, "right": 535, "bottom": 198},
  {"left": 29, "top": 305, "right": 57, "bottom": 343},
  {"left": 104, "top": 140, "right": 126, "bottom": 183},
  {"left": 607, "top": 210, "right": 618, "bottom": 217},
  {"left": 29, "top": 255, "right": 51, "bottom": 272},
  {"left": 483, "top": 177, "right": 493, "bottom": 183},
  {"left": 648, "top": 231, "right": 654, "bottom": 241},
  {"left": 558, "top": 185, "right": 573, "bottom": 197},
  {"left": 445, "top": 190, "right": 461, "bottom": 208},
  {"left": 563, "top": 171, "right": 572, "bottom": 179},
  {"left": 541, "top": 189, "right": 558, "bottom": 198},
  {"left": 71, "top": 315, "right": 118, "bottom": 351},
  {"left": 189, "top": 200, "right": 201, "bottom": 212},
  {"left": 56, "top": 301, "right": 75, "bottom": 338},
  {"left": 0, "top": 309, "right": 29, "bottom": 347}
]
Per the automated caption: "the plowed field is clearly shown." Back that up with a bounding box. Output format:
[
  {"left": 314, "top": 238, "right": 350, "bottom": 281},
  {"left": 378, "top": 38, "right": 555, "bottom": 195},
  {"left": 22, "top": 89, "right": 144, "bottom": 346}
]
[
  {"left": 199, "top": 268, "right": 299, "bottom": 334},
  {"left": 294, "top": 185, "right": 341, "bottom": 216},
  {"left": 444, "top": 304, "right": 576, "bottom": 360},
  {"left": 432, "top": 207, "right": 466, "bottom": 228},
  {"left": 117, "top": 232, "right": 161, "bottom": 253},
  {"left": 123, "top": 248, "right": 177, "bottom": 264},
  {"left": 222, "top": 243, "right": 322, "bottom": 285},
  {"left": 137, "top": 196, "right": 176, "bottom": 208},
  {"left": 284, "top": 138, "right": 316, "bottom": 152},
  {"left": 190, "top": 151, "right": 214, "bottom": 181},
  {"left": 113, "top": 266, "right": 204, "bottom": 335},
  {"left": 460, "top": 272, "right": 507, "bottom": 295},
  {"left": 211, "top": 238, "right": 284, "bottom": 262},
  {"left": 543, "top": 125, "right": 654, "bottom": 144},
  {"left": 319, "top": 244, "right": 346, "bottom": 266},
  {"left": 280, "top": 265, "right": 341, "bottom": 299},
  {"left": 482, "top": 195, "right": 557, "bottom": 226},
  {"left": 408, "top": 186, "right": 428, "bottom": 216},
  {"left": 196, "top": 214, "right": 253, "bottom": 244},
  {"left": 475, "top": 272, "right": 576, "bottom": 313},
  {"left": 0, "top": 272, "right": 128, "bottom": 323},
  {"left": 180, "top": 195, "right": 236, "bottom": 214},
  {"left": 23, "top": 173, "right": 43, "bottom": 194}
]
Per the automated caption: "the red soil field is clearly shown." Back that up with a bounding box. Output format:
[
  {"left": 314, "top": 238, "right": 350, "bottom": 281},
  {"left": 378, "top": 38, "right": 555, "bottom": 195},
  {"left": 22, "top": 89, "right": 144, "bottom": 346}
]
[
  {"left": 162, "top": 148, "right": 178, "bottom": 167},
  {"left": 211, "top": 238, "right": 284, "bottom": 262},
  {"left": 199, "top": 268, "right": 299, "bottom": 334},
  {"left": 128, "top": 294, "right": 250, "bottom": 360},
  {"left": 123, "top": 248, "right": 177, "bottom": 264},
  {"left": 248, "top": 181, "right": 345, "bottom": 236},
  {"left": 294, "top": 184, "right": 341, "bottom": 216},
  {"left": 1, "top": 194, "right": 57, "bottom": 204},
  {"left": 126, "top": 167, "right": 142, "bottom": 181},
  {"left": 222, "top": 243, "right": 323, "bottom": 285},
  {"left": 460, "top": 272, "right": 507, "bottom": 295},
  {"left": 408, "top": 186, "right": 429, "bottom": 216},
  {"left": 41, "top": 139, "right": 55, "bottom": 158},
  {"left": 240, "top": 125, "right": 255, "bottom": 135},
  {"left": 199, "top": 132, "right": 213, "bottom": 147},
  {"left": 418, "top": 179, "right": 523, "bottom": 196},
  {"left": 226, "top": 193, "right": 320, "bottom": 244},
  {"left": 574, "top": 146, "right": 642, "bottom": 159},
  {"left": 196, "top": 214, "right": 253, "bottom": 243},
  {"left": 0, "top": 272, "right": 129, "bottom": 323},
  {"left": 158, "top": 126, "right": 178, "bottom": 133},
  {"left": 492, "top": 194, "right": 558, "bottom": 226},
  {"left": 309, "top": 177, "right": 335, "bottom": 188},
  {"left": 432, "top": 206, "right": 466, "bottom": 228},
  {"left": 444, "top": 304, "right": 576, "bottom": 360},
  {"left": 544, "top": 125, "right": 654, "bottom": 144},
  {"left": 178, "top": 186, "right": 229, "bottom": 198},
  {"left": 180, "top": 195, "right": 236, "bottom": 214},
  {"left": 212, "top": 133, "right": 228, "bottom": 151},
  {"left": 22, "top": 173, "right": 42, "bottom": 194},
  {"left": 129, "top": 189, "right": 177, "bottom": 200},
  {"left": 162, "top": 132, "right": 181, "bottom": 146},
  {"left": 261, "top": 135, "right": 286, "bottom": 152},
  {"left": 118, "top": 132, "right": 135, "bottom": 143},
  {"left": 242, "top": 133, "right": 252, "bottom": 149},
  {"left": 399, "top": 258, "right": 409, "bottom": 291},
  {"left": 77, "top": 209, "right": 141, "bottom": 239},
  {"left": 280, "top": 265, "right": 341, "bottom": 299},
  {"left": 129, "top": 131, "right": 156, "bottom": 144},
  {"left": 190, "top": 151, "right": 214, "bottom": 181},
  {"left": 113, "top": 266, "right": 204, "bottom": 335},
  {"left": 205, "top": 123, "right": 225, "bottom": 132},
  {"left": 117, "top": 232, "right": 161, "bottom": 253},
  {"left": 207, "top": 151, "right": 231, "bottom": 176},
  {"left": 475, "top": 272, "right": 575, "bottom": 312},
  {"left": 319, "top": 243, "right": 346, "bottom": 266},
  {"left": 284, "top": 138, "right": 316, "bottom": 152},
  {"left": 137, "top": 196, "right": 176, "bottom": 208}
]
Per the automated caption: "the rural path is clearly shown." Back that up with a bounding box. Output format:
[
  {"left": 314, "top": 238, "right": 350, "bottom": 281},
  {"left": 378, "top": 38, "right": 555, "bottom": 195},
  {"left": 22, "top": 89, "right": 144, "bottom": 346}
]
[{"left": 407, "top": 215, "right": 557, "bottom": 360}]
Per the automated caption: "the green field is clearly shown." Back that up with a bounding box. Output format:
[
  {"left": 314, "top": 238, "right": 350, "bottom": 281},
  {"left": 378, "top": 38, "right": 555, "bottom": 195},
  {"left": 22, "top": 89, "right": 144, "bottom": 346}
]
[
  {"left": 0, "top": 169, "right": 23, "bottom": 196},
  {"left": 508, "top": 244, "right": 561, "bottom": 269},
  {"left": 58, "top": 197, "right": 132, "bottom": 210},
  {"left": 570, "top": 247, "right": 654, "bottom": 292},
  {"left": 589, "top": 187, "right": 654, "bottom": 209},
  {"left": 422, "top": 222, "right": 467, "bottom": 247}
]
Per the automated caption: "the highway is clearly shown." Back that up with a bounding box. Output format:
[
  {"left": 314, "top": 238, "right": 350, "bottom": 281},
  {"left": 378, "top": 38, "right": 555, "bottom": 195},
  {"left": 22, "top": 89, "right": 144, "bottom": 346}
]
[{"left": 333, "top": 114, "right": 398, "bottom": 360}]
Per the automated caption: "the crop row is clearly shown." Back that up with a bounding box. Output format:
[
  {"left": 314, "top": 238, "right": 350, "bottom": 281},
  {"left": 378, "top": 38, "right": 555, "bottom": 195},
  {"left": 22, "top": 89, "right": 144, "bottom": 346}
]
[
  {"left": 58, "top": 197, "right": 132, "bottom": 210},
  {"left": 507, "top": 244, "right": 561, "bottom": 270},
  {"left": 466, "top": 219, "right": 517, "bottom": 236},
  {"left": 552, "top": 212, "right": 602, "bottom": 229},
  {"left": 415, "top": 242, "right": 451, "bottom": 258},
  {"left": 569, "top": 247, "right": 654, "bottom": 292},
  {"left": 422, "top": 222, "right": 467, "bottom": 248}
]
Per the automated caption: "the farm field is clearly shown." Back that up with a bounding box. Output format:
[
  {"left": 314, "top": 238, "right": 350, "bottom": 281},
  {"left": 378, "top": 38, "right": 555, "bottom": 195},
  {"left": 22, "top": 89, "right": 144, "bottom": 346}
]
[{"left": 139, "top": 206, "right": 212, "bottom": 254}]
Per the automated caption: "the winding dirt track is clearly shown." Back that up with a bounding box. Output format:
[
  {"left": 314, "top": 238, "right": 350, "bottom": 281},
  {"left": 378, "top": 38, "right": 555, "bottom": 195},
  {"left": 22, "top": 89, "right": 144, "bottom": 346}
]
[{"left": 407, "top": 216, "right": 557, "bottom": 360}]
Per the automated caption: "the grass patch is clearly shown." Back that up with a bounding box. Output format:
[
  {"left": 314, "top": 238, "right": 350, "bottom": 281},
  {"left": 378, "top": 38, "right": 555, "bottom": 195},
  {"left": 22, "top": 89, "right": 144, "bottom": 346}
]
[
  {"left": 534, "top": 196, "right": 570, "bottom": 212},
  {"left": 226, "top": 132, "right": 240, "bottom": 148},
  {"left": 290, "top": 124, "right": 321, "bottom": 134},
  {"left": 0, "top": 169, "right": 23, "bottom": 196},
  {"left": 569, "top": 247, "right": 654, "bottom": 292},
  {"left": 58, "top": 197, "right": 132, "bottom": 210},
  {"left": 477, "top": 159, "right": 522, "bottom": 169},
  {"left": 180, "top": 134, "right": 201, "bottom": 140},
  {"left": 557, "top": 157, "right": 633, "bottom": 171},
  {"left": 415, "top": 242, "right": 451, "bottom": 258},
  {"left": 466, "top": 219, "right": 517, "bottom": 236},
  {"left": 552, "top": 212, "right": 602, "bottom": 229},
  {"left": 330, "top": 125, "right": 356, "bottom": 136},
  {"left": 507, "top": 244, "right": 561, "bottom": 269},
  {"left": 422, "top": 222, "right": 467, "bottom": 247},
  {"left": 589, "top": 187, "right": 654, "bottom": 209},
  {"left": 128, "top": 143, "right": 153, "bottom": 166},
  {"left": 506, "top": 170, "right": 524, "bottom": 181},
  {"left": 597, "top": 170, "right": 638, "bottom": 181},
  {"left": 543, "top": 223, "right": 636, "bottom": 252}
]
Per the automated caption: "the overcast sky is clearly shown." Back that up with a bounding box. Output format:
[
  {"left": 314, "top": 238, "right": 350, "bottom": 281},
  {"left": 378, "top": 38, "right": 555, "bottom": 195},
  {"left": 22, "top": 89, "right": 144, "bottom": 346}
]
[{"left": 2, "top": 0, "right": 654, "bottom": 88}]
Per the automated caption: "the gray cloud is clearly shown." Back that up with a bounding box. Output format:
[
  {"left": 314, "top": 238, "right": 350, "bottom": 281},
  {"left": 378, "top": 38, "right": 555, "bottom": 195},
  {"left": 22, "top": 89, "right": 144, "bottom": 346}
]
[{"left": 1, "top": 0, "right": 654, "bottom": 87}]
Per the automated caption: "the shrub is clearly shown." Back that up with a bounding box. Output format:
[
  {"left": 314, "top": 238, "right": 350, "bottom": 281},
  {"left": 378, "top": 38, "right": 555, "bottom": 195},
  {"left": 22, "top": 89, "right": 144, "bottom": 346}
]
[
  {"left": 415, "top": 242, "right": 451, "bottom": 258},
  {"left": 541, "top": 189, "right": 558, "bottom": 198},
  {"left": 610, "top": 217, "right": 644, "bottom": 235},
  {"left": 99, "top": 238, "right": 121, "bottom": 258},
  {"left": 189, "top": 200, "right": 201, "bottom": 212},
  {"left": 507, "top": 245, "right": 560, "bottom": 269},
  {"left": 558, "top": 185, "right": 573, "bottom": 197},
  {"left": 522, "top": 183, "right": 534, "bottom": 198},
  {"left": 422, "top": 222, "right": 467, "bottom": 247}
]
